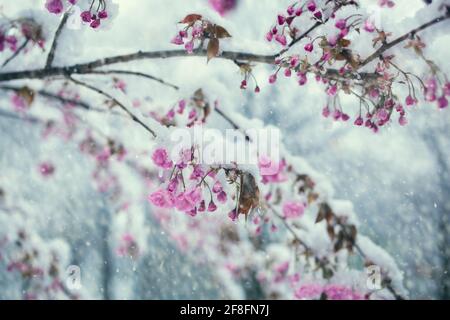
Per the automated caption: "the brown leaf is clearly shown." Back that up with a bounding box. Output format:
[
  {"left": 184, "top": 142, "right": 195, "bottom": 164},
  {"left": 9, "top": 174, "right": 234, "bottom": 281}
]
[
  {"left": 307, "top": 192, "right": 319, "bottom": 204},
  {"left": 207, "top": 38, "right": 219, "bottom": 62},
  {"left": 238, "top": 172, "right": 260, "bottom": 220},
  {"left": 316, "top": 203, "right": 333, "bottom": 223},
  {"left": 214, "top": 25, "right": 231, "bottom": 38},
  {"left": 339, "top": 38, "right": 351, "bottom": 48},
  {"left": 17, "top": 86, "right": 35, "bottom": 106},
  {"left": 327, "top": 225, "right": 335, "bottom": 240},
  {"left": 180, "top": 14, "right": 202, "bottom": 24}
]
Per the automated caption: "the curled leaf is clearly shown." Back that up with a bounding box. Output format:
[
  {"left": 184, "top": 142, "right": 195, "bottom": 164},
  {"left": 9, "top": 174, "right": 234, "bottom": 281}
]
[
  {"left": 17, "top": 86, "right": 35, "bottom": 106},
  {"left": 238, "top": 172, "right": 260, "bottom": 220},
  {"left": 215, "top": 25, "right": 231, "bottom": 38},
  {"left": 180, "top": 14, "right": 202, "bottom": 24},
  {"left": 207, "top": 38, "right": 220, "bottom": 62}
]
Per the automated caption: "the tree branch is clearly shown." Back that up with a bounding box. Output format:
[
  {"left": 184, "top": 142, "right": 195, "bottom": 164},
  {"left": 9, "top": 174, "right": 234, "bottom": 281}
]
[
  {"left": 360, "top": 13, "right": 450, "bottom": 67},
  {"left": 67, "top": 76, "right": 157, "bottom": 137},
  {"left": 0, "top": 85, "right": 124, "bottom": 116},
  {"left": 0, "top": 49, "right": 277, "bottom": 82},
  {"left": 2, "top": 40, "right": 29, "bottom": 68},
  {"left": 45, "top": 11, "right": 70, "bottom": 69},
  {"left": 85, "top": 69, "right": 179, "bottom": 90}
]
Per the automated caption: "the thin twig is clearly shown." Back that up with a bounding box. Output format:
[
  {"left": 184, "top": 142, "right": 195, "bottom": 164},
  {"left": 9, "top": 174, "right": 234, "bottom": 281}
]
[
  {"left": 360, "top": 13, "right": 450, "bottom": 67},
  {"left": 86, "top": 70, "right": 179, "bottom": 90},
  {"left": 0, "top": 85, "right": 125, "bottom": 117},
  {"left": 67, "top": 76, "right": 157, "bottom": 137},
  {"left": 45, "top": 11, "right": 70, "bottom": 69},
  {"left": 2, "top": 39, "right": 29, "bottom": 68}
]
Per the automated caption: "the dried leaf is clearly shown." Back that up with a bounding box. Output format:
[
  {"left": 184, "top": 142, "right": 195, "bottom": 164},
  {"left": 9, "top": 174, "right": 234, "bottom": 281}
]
[
  {"left": 17, "top": 86, "right": 35, "bottom": 106},
  {"left": 238, "top": 172, "right": 260, "bottom": 220},
  {"left": 180, "top": 14, "right": 202, "bottom": 24},
  {"left": 339, "top": 38, "right": 351, "bottom": 48},
  {"left": 207, "top": 38, "right": 219, "bottom": 62},
  {"left": 316, "top": 203, "right": 333, "bottom": 223},
  {"left": 215, "top": 25, "right": 232, "bottom": 38}
]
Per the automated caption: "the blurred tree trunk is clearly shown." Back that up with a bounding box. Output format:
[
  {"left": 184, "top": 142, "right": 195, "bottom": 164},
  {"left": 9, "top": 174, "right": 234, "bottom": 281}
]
[{"left": 423, "top": 131, "right": 450, "bottom": 299}]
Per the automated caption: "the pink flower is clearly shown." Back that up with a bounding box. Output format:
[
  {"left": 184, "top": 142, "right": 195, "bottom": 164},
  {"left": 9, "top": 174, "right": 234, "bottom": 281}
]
[
  {"left": 282, "top": 201, "right": 305, "bottom": 219},
  {"left": 379, "top": 0, "right": 395, "bottom": 8},
  {"left": 90, "top": 19, "right": 101, "bottom": 29},
  {"left": 175, "top": 188, "right": 202, "bottom": 212},
  {"left": 39, "top": 162, "right": 55, "bottom": 177},
  {"left": 275, "top": 34, "right": 287, "bottom": 46},
  {"left": 148, "top": 189, "right": 175, "bottom": 208},
  {"left": 333, "top": 109, "right": 342, "bottom": 121},
  {"left": 298, "top": 72, "right": 307, "bottom": 86},
  {"left": 313, "top": 11, "right": 322, "bottom": 20},
  {"left": 266, "top": 31, "right": 273, "bottom": 42},
  {"left": 322, "top": 106, "right": 330, "bottom": 118},
  {"left": 167, "top": 178, "right": 179, "bottom": 192},
  {"left": 354, "top": 116, "right": 364, "bottom": 126},
  {"left": 171, "top": 35, "right": 184, "bottom": 45},
  {"left": 284, "top": 68, "right": 292, "bottom": 77},
  {"left": 286, "top": 5, "right": 295, "bottom": 15},
  {"left": 277, "top": 15, "right": 286, "bottom": 25},
  {"left": 45, "top": 0, "right": 63, "bottom": 14},
  {"left": 364, "top": 19, "right": 376, "bottom": 33},
  {"left": 217, "top": 191, "right": 227, "bottom": 203},
  {"left": 438, "top": 96, "right": 448, "bottom": 109},
  {"left": 444, "top": 82, "right": 450, "bottom": 96},
  {"left": 152, "top": 148, "right": 173, "bottom": 169},
  {"left": 212, "top": 181, "right": 223, "bottom": 193},
  {"left": 335, "top": 19, "right": 346, "bottom": 30},
  {"left": 177, "top": 100, "right": 186, "bottom": 114},
  {"left": 376, "top": 108, "right": 389, "bottom": 122},
  {"left": 275, "top": 261, "right": 289, "bottom": 274},
  {"left": 98, "top": 10, "right": 108, "bottom": 19},
  {"left": 269, "top": 74, "right": 278, "bottom": 84},
  {"left": 185, "top": 41, "right": 194, "bottom": 53},
  {"left": 209, "top": 0, "right": 237, "bottom": 16},
  {"left": 188, "top": 109, "right": 197, "bottom": 120},
  {"left": 304, "top": 43, "right": 314, "bottom": 52},
  {"left": 341, "top": 113, "right": 350, "bottom": 121},
  {"left": 259, "top": 156, "right": 288, "bottom": 184},
  {"left": 151, "top": 189, "right": 176, "bottom": 208},
  {"left": 228, "top": 209, "right": 238, "bottom": 221},
  {"left": 294, "top": 284, "right": 323, "bottom": 299},
  {"left": 207, "top": 201, "right": 217, "bottom": 212},
  {"left": 198, "top": 200, "right": 206, "bottom": 212},
  {"left": 399, "top": 115, "right": 407, "bottom": 126},
  {"left": 307, "top": 1, "right": 316, "bottom": 12},
  {"left": 405, "top": 95, "right": 416, "bottom": 106},
  {"left": 81, "top": 11, "right": 92, "bottom": 22},
  {"left": 327, "top": 85, "right": 338, "bottom": 96},
  {"left": 11, "top": 94, "right": 27, "bottom": 112}
]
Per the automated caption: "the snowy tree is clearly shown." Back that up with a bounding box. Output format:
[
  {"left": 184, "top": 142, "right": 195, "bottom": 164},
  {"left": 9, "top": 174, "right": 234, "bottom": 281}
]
[{"left": 0, "top": 0, "right": 449, "bottom": 299}]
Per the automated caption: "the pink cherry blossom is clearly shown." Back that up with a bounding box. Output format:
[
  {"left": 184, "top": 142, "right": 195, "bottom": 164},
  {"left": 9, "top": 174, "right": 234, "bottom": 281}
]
[
  {"left": 152, "top": 148, "right": 173, "bottom": 169},
  {"left": 45, "top": 0, "right": 63, "bottom": 14},
  {"left": 148, "top": 189, "right": 175, "bottom": 208},
  {"left": 282, "top": 201, "right": 305, "bottom": 219},
  {"left": 39, "top": 162, "right": 55, "bottom": 177},
  {"left": 438, "top": 96, "right": 448, "bottom": 109},
  {"left": 209, "top": 0, "right": 236, "bottom": 16}
]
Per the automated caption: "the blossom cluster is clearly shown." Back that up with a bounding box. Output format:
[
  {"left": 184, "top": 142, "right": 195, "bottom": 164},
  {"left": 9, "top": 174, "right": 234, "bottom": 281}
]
[
  {"left": 0, "top": 18, "right": 45, "bottom": 57},
  {"left": 263, "top": 1, "right": 449, "bottom": 132},
  {"left": 148, "top": 147, "right": 231, "bottom": 218},
  {"left": 45, "top": 0, "right": 110, "bottom": 29}
]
